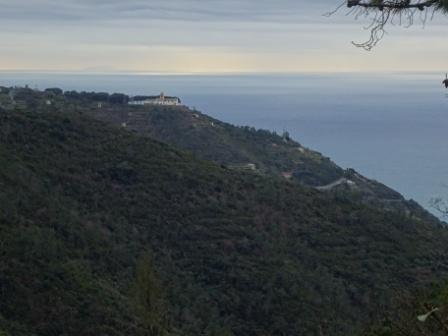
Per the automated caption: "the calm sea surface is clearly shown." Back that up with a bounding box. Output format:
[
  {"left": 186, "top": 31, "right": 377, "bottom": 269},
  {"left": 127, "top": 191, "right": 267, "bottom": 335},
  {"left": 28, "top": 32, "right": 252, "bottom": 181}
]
[{"left": 1, "top": 72, "right": 447, "bottom": 216}]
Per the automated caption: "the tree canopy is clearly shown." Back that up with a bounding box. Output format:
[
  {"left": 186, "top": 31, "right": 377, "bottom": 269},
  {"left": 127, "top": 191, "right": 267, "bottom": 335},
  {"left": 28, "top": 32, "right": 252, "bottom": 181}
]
[{"left": 332, "top": 0, "right": 448, "bottom": 50}]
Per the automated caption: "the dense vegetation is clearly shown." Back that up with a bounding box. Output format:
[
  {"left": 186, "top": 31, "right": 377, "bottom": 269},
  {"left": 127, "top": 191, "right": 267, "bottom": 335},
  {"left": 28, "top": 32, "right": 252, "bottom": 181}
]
[
  {"left": 87, "top": 101, "right": 437, "bottom": 220},
  {"left": 1, "top": 102, "right": 448, "bottom": 335},
  {"left": 365, "top": 281, "right": 448, "bottom": 335},
  {"left": 94, "top": 104, "right": 346, "bottom": 186}
]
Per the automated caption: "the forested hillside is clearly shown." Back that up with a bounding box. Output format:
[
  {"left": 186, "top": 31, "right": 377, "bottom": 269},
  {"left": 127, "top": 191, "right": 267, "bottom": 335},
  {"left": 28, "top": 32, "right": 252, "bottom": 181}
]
[
  {"left": 365, "top": 280, "right": 448, "bottom": 335},
  {"left": 1, "top": 108, "right": 448, "bottom": 335},
  {"left": 88, "top": 102, "right": 438, "bottom": 222},
  {"left": 0, "top": 86, "right": 436, "bottom": 220}
]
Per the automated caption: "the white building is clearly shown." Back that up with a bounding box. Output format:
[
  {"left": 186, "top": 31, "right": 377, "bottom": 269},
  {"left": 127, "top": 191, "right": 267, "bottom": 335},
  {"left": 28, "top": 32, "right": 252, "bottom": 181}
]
[{"left": 129, "top": 92, "right": 181, "bottom": 106}]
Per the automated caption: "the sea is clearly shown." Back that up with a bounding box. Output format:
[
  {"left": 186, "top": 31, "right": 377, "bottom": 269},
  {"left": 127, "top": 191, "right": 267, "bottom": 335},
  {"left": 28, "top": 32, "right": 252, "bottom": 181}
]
[{"left": 1, "top": 72, "right": 447, "bottom": 217}]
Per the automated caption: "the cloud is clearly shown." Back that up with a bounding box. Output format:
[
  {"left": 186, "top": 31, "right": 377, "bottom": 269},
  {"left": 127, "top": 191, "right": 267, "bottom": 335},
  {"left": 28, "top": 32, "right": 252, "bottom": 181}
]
[
  {"left": 0, "top": 0, "right": 445, "bottom": 73},
  {"left": 0, "top": 0, "right": 337, "bottom": 24}
]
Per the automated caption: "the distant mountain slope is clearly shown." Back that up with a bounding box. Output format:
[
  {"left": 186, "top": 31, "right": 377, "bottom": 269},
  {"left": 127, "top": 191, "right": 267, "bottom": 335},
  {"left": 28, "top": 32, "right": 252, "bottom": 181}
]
[
  {"left": 0, "top": 87, "right": 433, "bottom": 219},
  {"left": 87, "top": 104, "right": 438, "bottom": 222},
  {"left": 94, "top": 104, "right": 345, "bottom": 186},
  {"left": 1, "top": 109, "right": 448, "bottom": 335}
]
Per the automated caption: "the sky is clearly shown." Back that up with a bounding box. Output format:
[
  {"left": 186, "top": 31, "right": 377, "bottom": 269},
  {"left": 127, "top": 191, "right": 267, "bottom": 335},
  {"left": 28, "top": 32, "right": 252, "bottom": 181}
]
[{"left": 0, "top": 0, "right": 446, "bottom": 73}]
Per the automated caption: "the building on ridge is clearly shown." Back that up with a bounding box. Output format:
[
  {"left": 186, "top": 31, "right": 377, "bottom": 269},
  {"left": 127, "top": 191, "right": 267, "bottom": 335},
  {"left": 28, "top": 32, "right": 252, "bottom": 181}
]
[{"left": 129, "top": 92, "right": 181, "bottom": 106}]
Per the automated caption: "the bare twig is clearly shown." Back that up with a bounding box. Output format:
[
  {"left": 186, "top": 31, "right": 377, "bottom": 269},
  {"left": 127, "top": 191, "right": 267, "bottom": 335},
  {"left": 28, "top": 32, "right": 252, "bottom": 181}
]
[{"left": 327, "top": 0, "right": 442, "bottom": 50}]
